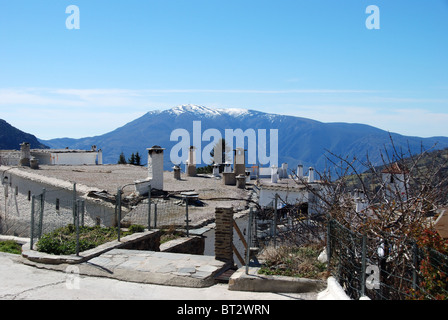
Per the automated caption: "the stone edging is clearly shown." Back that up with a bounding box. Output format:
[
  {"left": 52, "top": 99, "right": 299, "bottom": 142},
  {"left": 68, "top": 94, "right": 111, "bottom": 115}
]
[
  {"left": 228, "top": 266, "right": 327, "bottom": 294},
  {"left": 20, "top": 230, "right": 160, "bottom": 265}
]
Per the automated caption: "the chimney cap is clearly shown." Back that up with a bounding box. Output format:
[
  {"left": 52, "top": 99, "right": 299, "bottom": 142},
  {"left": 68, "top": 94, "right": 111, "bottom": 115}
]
[{"left": 147, "top": 146, "right": 165, "bottom": 154}]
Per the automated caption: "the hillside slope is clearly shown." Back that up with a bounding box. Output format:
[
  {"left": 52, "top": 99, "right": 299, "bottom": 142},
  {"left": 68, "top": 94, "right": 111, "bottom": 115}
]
[
  {"left": 41, "top": 105, "right": 448, "bottom": 172},
  {"left": 0, "top": 119, "right": 48, "bottom": 150}
]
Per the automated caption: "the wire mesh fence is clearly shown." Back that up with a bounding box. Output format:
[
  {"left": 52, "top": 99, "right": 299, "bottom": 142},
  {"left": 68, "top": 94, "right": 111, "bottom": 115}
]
[
  {"left": 328, "top": 218, "right": 448, "bottom": 300},
  {"left": 251, "top": 193, "right": 448, "bottom": 300},
  {"left": 122, "top": 197, "right": 189, "bottom": 230},
  {"left": 251, "top": 194, "right": 326, "bottom": 251}
]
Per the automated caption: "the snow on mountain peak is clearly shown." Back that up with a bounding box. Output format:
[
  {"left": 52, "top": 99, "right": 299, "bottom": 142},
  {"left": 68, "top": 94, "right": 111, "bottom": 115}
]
[{"left": 170, "top": 104, "right": 249, "bottom": 117}]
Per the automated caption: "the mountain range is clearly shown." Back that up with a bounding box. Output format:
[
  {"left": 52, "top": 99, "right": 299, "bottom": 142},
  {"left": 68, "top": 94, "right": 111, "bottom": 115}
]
[
  {"left": 35, "top": 105, "right": 448, "bottom": 173},
  {"left": 0, "top": 119, "right": 48, "bottom": 150}
]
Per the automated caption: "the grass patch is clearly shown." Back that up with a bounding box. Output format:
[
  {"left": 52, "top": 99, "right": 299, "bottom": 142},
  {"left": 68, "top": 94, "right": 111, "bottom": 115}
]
[
  {"left": 0, "top": 240, "right": 22, "bottom": 255},
  {"left": 36, "top": 224, "right": 145, "bottom": 255},
  {"left": 160, "top": 226, "right": 184, "bottom": 244},
  {"left": 258, "top": 243, "right": 329, "bottom": 280}
]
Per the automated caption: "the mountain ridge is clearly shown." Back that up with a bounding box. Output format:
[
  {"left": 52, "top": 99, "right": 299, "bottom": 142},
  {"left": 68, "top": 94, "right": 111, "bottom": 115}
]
[
  {"left": 0, "top": 119, "right": 49, "bottom": 150},
  {"left": 38, "top": 105, "right": 448, "bottom": 172}
]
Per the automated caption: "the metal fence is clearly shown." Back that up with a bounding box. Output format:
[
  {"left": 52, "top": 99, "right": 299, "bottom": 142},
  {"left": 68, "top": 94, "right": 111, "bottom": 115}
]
[
  {"left": 1, "top": 181, "right": 194, "bottom": 252},
  {"left": 122, "top": 198, "right": 189, "bottom": 230},
  {"left": 251, "top": 194, "right": 325, "bottom": 250},
  {"left": 28, "top": 184, "right": 193, "bottom": 249},
  {"left": 250, "top": 193, "right": 448, "bottom": 300},
  {"left": 328, "top": 218, "right": 448, "bottom": 300},
  {"left": 28, "top": 188, "right": 97, "bottom": 251}
]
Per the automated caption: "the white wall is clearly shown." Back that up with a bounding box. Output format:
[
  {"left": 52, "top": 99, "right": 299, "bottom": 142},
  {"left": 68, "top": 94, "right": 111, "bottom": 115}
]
[
  {"left": 35, "top": 152, "right": 99, "bottom": 165},
  {"left": 258, "top": 188, "right": 309, "bottom": 208},
  {"left": 0, "top": 167, "right": 116, "bottom": 237}
]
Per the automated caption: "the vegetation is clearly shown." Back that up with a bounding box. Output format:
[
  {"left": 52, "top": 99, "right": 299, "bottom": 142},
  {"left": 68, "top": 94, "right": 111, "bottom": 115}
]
[
  {"left": 295, "top": 137, "right": 448, "bottom": 299},
  {"left": 0, "top": 240, "right": 22, "bottom": 255},
  {"left": 258, "top": 243, "right": 328, "bottom": 280},
  {"left": 36, "top": 224, "right": 145, "bottom": 255},
  {"left": 160, "top": 226, "right": 183, "bottom": 244},
  {"left": 408, "top": 228, "right": 448, "bottom": 300},
  {"left": 117, "top": 151, "right": 142, "bottom": 165},
  {"left": 118, "top": 152, "right": 127, "bottom": 164}
]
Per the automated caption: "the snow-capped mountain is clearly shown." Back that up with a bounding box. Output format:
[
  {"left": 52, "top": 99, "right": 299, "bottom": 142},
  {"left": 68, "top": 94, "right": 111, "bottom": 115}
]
[
  {"left": 168, "top": 104, "right": 250, "bottom": 117},
  {"left": 41, "top": 105, "right": 448, "bottom": 172}
]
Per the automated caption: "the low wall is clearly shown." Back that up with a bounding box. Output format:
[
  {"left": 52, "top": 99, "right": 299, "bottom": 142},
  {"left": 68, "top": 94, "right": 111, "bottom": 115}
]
[
  {"left": 21, "top": 230, "right": 161, "bottom": 265},
  {"left": 229, "top": 267, "right": 326, "bottom": 294},
  {"left": 160, "top": 236, "right": 204, "bottom": 255}
]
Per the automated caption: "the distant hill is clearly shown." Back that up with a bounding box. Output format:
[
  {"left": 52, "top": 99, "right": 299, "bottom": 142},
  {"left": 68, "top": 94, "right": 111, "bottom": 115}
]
[
  {"left": 41, "top": 105, "right": 448, "bottom": 172},
  {"left": 0, "top": 119, "right": 49, "bottom": 150}
]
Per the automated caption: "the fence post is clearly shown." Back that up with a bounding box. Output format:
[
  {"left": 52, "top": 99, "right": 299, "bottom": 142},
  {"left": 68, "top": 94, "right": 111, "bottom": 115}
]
[
  {"left": 185, "top": 199, "right": 190, "bottom": 237},
  {"left": 273, "top": 194, "right": 278, "bottom": 247},
  {"left": 72, "top": 183, "right": 77, "bottom": 226},
  {"left": 412, "top": 241, "right": 418, "bottom": 290},
  {"left": 154, "top": 203, "right": 157, "bottom": 229},
  {"left": 147, "top": 184, "right": 152, "bottom": 229},
  {"left": 246, "top": 207, "right": 253, "bottom": 275},
  {"left": 117, "top": 187, "right": 121, "bottom": 242},
  {"left": 30, "top": 195, "right": 35, "bottom": 250},
  {"left": 38, "top": 189, "right": 45, "bottom": 239},
  {"left": 361, "top": 233, "right": 367, "bottom": 297},
  {"left": 81, "top": 200, "right": 85, "bottom": 227},
  {"left": 326, "top": 216, "right": 332, "bottom": 262},
  {"left": 75, "top": 200, "right": 80, "bottom": 256}
]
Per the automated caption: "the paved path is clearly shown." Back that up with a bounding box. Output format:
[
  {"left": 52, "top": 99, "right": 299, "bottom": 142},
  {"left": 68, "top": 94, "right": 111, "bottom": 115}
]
[{"left": 0, "top": 252, "right": 316, "bottom": 300}]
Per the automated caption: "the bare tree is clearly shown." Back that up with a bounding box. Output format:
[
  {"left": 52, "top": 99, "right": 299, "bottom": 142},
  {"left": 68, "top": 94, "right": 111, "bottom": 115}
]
[{"left": 288, "top": 136, "right": 448, "bottom": 299}]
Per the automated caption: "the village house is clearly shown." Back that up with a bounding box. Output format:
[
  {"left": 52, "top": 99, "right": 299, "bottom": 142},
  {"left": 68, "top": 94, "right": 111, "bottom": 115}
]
[
  {"left": 0, "top": 143, "right": 251, "bottom": 239},
  {"left": 0, "top": 142, "right": 102, "bottom": 166}
]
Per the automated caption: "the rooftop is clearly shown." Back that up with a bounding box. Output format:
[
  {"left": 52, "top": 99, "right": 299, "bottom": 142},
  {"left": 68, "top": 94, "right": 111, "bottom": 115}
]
[
  {"left": 3, "top": 164, "right": 252, "bottom": 224},
  {"left": 257, "top": 177, "right": 323, "bottom": 191}
]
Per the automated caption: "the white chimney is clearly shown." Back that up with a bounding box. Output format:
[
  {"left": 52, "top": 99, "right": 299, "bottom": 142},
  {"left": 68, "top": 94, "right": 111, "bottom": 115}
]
[
  {"left": 224, "top": 162, "right": 232, "bottom": 173},
  {"left": 297, "top": 164, "right": 304, "bottom": 179},
  {"left": 20, "top": 142, "right": 31, "bottom": 167},
  {"left": 187, "top": 146, "right": 197, "bottom": 177},
  {"left": 281, "top": 163, "right": 288, "bottom": 179},
  {"left": 147, "top": 146, "right": 165, "bottom": 190},
  {"left": 308, "top": 167, "right": 315, "bottom": 183},
  {"left": 271, "top": 165, "right": 278, "bottom": 183},
  {"left": 213, "top": 163, "right": 220, "bottom": 176}
]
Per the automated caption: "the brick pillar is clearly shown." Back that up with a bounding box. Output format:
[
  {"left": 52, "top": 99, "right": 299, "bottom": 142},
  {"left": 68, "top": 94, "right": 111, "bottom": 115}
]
[{"left": 215, "top": 207, "right": 234, "bottom": 264}]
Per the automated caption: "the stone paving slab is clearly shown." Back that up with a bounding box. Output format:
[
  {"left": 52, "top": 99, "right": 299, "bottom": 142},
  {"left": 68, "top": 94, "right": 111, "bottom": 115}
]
[
  {"left": 86, "top": 249, "right": 229, "bottom": 288},
  {"left": 23, "top": 249, "right": 229, "bottom": 288}
]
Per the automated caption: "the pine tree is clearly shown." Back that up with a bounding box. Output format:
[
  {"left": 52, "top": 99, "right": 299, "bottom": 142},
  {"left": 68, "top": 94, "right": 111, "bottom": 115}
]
[
  {"left": 135, "top": 152, "right": 142, "bottom": 166},
  {"left": 128, "top": 153, "right": 135, "bottom": 165},
  {"left": 118, "top": 152, "right": 127, "bottom": 164}
]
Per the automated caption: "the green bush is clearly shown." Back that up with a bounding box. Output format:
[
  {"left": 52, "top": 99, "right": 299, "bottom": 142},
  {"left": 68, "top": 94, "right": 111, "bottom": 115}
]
[
  {"left": 128, "top": 224, "right": 145, "bottom": 233},
  {"left": 36, "top": 224, "right": 143, "bottom": 255},
  {"left": 0, "top": 240, "right": 22, "bottom": 255}
]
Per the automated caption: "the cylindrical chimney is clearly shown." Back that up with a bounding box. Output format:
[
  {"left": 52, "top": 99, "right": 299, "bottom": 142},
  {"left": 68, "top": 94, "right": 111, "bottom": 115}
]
[
  {"left": 297, "top": 164, "right": 303, "bottom": 179},
  {"left": 20, "top": 142, "right": 31, "bottom": 167},
  {"left": 308, "top": 167, "right": 315, "bottom": 183},
  {"left": 271, "top": 165, "right": 278, "bottom": 183}
]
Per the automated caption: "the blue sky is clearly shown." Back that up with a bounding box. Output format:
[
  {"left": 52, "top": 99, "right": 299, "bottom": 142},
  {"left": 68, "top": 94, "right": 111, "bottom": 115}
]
[{"left": 0, "top": 0, "right": 447, "bottom": 139}]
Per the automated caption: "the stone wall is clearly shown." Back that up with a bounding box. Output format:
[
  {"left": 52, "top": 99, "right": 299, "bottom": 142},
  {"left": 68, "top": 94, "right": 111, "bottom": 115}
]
[
  {"left": 160, "top": 236, "right": 204, "bottom": 255},
  {"left": 119, "top": 230, "right": 161, "bottom": 251}
]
